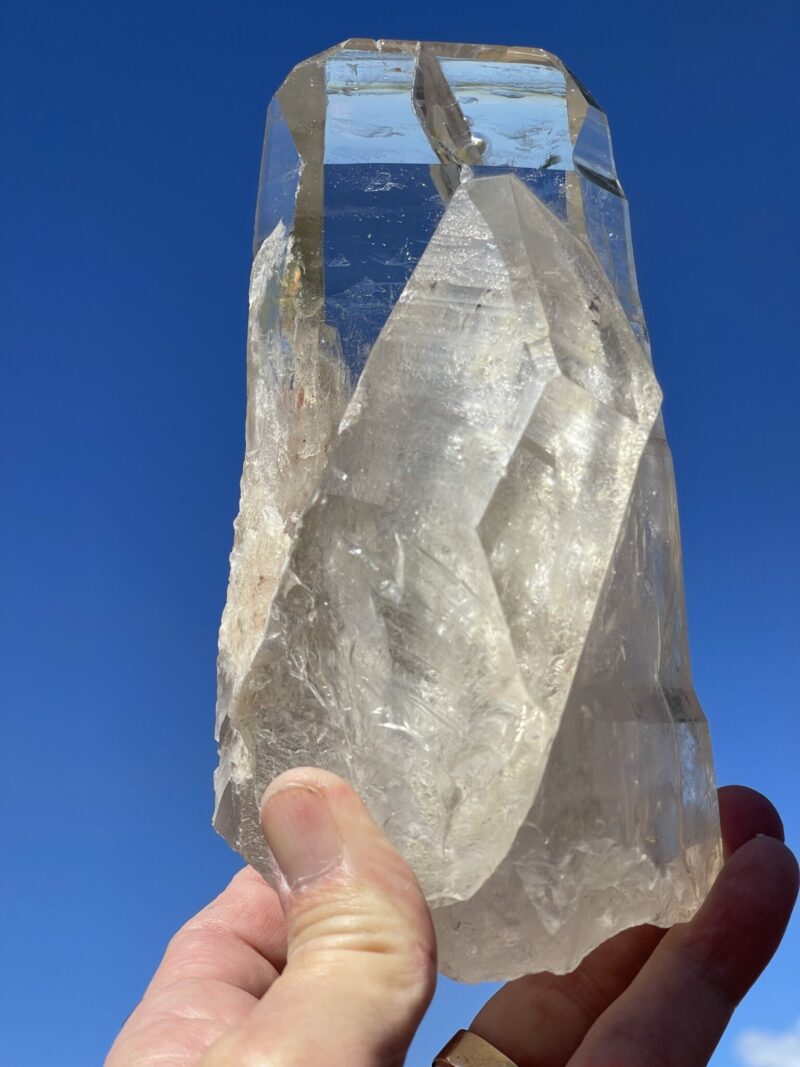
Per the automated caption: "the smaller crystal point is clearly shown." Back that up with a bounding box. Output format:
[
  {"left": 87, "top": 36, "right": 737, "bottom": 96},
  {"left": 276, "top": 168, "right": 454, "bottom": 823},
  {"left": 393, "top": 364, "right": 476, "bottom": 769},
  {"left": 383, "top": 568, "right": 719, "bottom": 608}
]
[{"left": 214, "top": 39, "right": 723, "bottom": 982}]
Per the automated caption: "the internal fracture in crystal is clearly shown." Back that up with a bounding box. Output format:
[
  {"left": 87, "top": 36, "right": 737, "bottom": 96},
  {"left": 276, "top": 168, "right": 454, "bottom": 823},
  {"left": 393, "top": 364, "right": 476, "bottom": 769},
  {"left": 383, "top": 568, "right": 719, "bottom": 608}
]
[{"left": 214, "top": 39, "right": 722, "bottom": 982}]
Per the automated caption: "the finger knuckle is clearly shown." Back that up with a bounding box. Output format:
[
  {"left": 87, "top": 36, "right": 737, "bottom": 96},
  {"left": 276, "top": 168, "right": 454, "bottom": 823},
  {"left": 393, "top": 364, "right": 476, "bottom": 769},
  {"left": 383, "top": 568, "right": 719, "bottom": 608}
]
[
  {"left": 289, "top": 883, "right": 435, "bottom": 1005},
  {"left": 200, "top": 1030, "right": 267, "bottom": 1067}
]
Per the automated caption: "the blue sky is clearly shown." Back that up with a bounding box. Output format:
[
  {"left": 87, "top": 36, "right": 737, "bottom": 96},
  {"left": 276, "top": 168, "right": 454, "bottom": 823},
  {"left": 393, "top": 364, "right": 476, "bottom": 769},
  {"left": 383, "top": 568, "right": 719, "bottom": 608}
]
[{"left": 2, "top": 2, "right": 798, "bottom": 1064}]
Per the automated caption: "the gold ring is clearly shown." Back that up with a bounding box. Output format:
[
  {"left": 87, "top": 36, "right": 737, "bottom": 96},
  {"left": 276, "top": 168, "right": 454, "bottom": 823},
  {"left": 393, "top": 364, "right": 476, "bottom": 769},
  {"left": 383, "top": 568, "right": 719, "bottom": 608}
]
[{"left": 433, "top": 1029, "right": 519, "bottom": 1067}]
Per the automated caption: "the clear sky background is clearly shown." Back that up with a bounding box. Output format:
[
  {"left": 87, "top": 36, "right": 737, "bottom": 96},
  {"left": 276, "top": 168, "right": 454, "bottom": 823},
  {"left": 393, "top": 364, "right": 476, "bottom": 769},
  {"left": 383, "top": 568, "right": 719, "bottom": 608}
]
[{"left": 2, "top": 2, "right": 798, "bottom": 1064}]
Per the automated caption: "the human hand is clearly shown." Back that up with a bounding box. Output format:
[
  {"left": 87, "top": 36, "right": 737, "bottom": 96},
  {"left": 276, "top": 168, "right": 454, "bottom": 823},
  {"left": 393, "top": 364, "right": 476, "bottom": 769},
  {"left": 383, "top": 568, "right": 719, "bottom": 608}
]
[
  {"left": 106, "top": 781, "right": 796, "bottom": 1067},
  {"left": 105, "top": 768, "right": 437, "bottom": 1067},
  {"left": 468, "top": 785, "right": 798, "bottom": 1067}
]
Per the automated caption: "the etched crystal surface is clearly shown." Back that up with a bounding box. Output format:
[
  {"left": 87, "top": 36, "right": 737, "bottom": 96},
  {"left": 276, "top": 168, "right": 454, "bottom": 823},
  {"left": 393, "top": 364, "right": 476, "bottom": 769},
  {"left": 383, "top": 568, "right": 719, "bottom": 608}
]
[{"left": 214, "top": 39, "right": 723, "bottom": 981}]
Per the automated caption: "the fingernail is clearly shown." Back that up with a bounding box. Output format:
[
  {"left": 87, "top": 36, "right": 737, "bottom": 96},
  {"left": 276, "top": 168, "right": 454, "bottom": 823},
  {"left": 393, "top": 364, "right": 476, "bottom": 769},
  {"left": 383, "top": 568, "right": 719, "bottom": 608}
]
[{"left": 261, "top": 784, "right": 342, "bottom": 891}]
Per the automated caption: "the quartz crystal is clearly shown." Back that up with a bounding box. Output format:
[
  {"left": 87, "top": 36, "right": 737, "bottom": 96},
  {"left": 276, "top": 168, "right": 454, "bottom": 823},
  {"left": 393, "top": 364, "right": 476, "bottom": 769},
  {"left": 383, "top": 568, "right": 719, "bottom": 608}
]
[{"left": 214, "top": 39, "right": 723, "bottom": 981}]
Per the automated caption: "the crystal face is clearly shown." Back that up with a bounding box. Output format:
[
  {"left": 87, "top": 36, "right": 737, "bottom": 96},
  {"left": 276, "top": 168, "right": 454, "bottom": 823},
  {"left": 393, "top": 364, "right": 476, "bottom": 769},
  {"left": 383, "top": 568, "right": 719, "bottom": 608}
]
[{"left": 214, "top": 39, "right": 723, "bottom": 981}]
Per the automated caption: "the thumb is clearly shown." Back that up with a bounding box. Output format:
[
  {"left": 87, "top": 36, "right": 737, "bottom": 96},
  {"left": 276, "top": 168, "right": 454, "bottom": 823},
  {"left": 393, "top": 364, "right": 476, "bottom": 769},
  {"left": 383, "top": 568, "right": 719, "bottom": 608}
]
[{"left": 201, "top": 768, "right": 437, "bottom": 1067}]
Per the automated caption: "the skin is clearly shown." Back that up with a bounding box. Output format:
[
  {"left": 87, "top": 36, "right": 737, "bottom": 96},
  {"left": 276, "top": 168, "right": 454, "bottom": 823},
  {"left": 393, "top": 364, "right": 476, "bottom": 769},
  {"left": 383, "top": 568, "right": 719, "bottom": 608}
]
[{"left": 106, "top": 778, "right": 797, "bottom": 1067}]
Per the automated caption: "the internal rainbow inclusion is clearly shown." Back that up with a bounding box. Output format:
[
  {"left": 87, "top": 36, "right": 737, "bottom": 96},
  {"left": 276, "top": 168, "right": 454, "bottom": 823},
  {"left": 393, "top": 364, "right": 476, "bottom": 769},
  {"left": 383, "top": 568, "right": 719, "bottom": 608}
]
[{"left": 214, "top": 39, "right": 722, "bottom": 982}]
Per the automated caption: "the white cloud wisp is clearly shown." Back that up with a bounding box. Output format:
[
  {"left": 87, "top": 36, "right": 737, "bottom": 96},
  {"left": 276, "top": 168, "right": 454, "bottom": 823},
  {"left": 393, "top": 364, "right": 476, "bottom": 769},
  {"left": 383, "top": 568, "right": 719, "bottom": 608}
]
[{"left": 737, "top": 1019, "right": 800, "bottom": 1067}]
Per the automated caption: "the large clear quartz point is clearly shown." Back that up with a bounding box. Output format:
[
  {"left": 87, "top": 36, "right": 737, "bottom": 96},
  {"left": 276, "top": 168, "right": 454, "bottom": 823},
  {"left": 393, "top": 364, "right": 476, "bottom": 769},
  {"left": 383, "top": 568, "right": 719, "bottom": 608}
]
[{"left": 214, "top": 39, "right": 723, "bottom": 982}]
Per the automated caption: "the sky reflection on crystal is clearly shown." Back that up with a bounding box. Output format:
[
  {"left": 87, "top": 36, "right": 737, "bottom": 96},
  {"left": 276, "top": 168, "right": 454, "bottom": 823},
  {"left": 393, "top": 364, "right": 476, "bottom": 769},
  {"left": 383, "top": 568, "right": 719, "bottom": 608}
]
[{"left": 256, "top": 40, "right": 639, "bottom": 377}]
